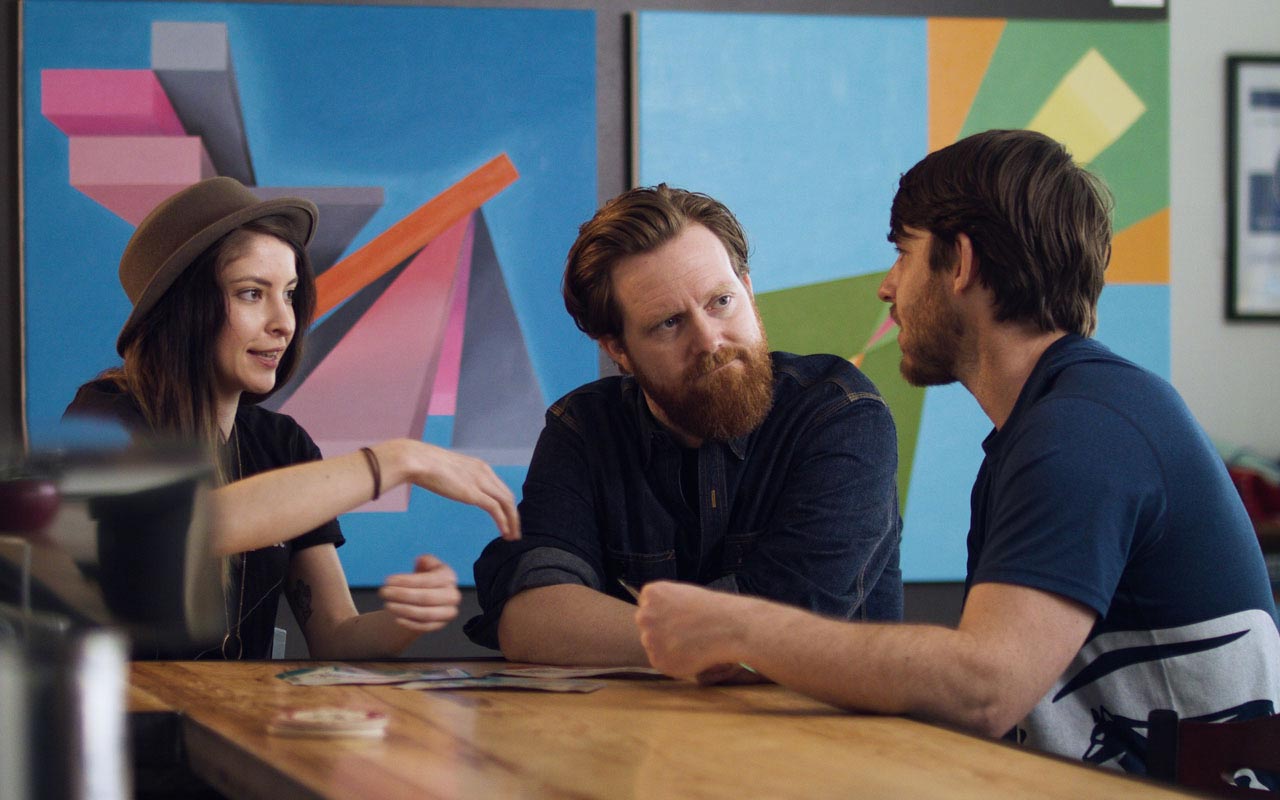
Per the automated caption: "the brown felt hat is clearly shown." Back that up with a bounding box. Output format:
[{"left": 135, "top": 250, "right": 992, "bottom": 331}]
[{"left": 116, "top": 176, "right": 318, "bottom": 355}]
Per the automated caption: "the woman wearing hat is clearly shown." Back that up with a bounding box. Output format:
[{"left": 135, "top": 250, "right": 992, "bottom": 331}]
[{"left": 65, "top": 177, "right": 520, "bottom": 659}]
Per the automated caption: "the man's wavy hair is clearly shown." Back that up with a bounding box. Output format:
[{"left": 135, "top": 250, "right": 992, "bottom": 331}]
[
  {"left": 563, "top": 184, "right": 750, "bottom": 341},
  {"left": 889, "top": 129, "right": 1113, "bottom": 336}
]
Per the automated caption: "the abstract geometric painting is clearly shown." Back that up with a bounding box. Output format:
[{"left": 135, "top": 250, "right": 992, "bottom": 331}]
[
  {"left": 24, "top": 1, "right": 596, "bottom": 584},
  {"left": 636, "top": 12, "right": 1168, "bottom": 580}
]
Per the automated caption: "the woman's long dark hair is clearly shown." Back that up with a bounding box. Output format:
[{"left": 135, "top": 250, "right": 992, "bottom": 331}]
[{"left": 102, "top": 215, "right": 316, "bottom": 482}]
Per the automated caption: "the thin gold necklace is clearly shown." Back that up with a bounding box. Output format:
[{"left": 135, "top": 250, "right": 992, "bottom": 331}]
[{"left": 220, "top": 424, "right": 247, "bottom": 660}]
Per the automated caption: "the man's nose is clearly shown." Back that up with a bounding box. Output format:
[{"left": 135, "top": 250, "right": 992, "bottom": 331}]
[
  {"left": 687, "top": 312, "right": 721, "bottom": 354},
  {"left": 877, "top": 266, "right": 897, "bottom": 303}
]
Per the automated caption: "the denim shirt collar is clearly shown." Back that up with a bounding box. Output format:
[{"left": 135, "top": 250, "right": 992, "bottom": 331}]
[{"left": 622, "top": 376, "right": 751, "bottom": 463}]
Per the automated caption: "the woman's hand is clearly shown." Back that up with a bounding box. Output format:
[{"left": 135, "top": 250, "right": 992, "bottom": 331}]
[
  {"left": 378, "top": 554, "right": 463, "bottom": 633},
  {"left": 381, "top": 440, "right": 521, "bottom": 540}
]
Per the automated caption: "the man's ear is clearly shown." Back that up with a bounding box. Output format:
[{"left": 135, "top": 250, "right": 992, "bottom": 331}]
[
  {"left": 601, "top": 336, "right": 633, "bottom": 375},
  {"left": 740, "top": 271, "right": 754, "bottom": 298},
  {"left": 952, "top": 232, "right": 980, "bottom": 294}
]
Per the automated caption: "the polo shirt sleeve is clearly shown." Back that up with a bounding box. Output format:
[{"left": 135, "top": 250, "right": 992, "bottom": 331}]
[{"left": 968, "top": 396, "right": 1165, "bottom": 616}]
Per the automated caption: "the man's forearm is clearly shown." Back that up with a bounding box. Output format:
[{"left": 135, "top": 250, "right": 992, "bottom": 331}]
[
  {"left": 730, "top": 602, "right": 1007, "bottom": 734},
  {"left": 498, "top": 584, "right": 649, "bottom": 666},
  {"left": 637, "top": 582, "right": 1090, "bottom": 738}
]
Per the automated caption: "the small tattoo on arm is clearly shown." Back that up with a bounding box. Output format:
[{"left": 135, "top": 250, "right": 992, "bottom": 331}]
[{"left": 288, "top": 578, "right": 313, "bottom": 627}]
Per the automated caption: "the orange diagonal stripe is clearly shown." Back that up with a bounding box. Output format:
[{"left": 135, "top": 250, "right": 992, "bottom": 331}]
[
  {"left": 315, "top": 153, "right": 519, "bottom": 317},
  {"left": 1107, "top": 208, "right": 1169, "bottom": 284},
  {"left": 928, "top": 18, "right": 1005, "bottom": 153}
]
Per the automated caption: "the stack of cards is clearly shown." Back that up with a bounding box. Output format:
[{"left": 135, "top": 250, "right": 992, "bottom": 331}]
[
  {"left": 266, "top": 707, "right": 390, "bottom": 739},
  {"left": 276, "top": 665, "right": 470, "bottom": 686}
]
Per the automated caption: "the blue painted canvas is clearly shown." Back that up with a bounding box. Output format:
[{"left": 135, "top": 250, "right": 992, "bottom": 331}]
[
  {"left": 636, "top": 11, "right": 1170, "bottom": 582},
  {"left": 23, "top": 0, "right": 597, "bottom": 585}
]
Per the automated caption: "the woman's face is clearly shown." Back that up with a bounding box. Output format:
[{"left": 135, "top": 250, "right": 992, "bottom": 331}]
[{"left": 213, "top": 231, "right": 298, "bottom": 409}]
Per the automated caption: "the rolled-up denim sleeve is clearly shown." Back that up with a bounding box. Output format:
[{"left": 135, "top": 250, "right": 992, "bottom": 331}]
[
  {"left": 507, "top": 546, "right": 601, "bottom": 594},
  {"left": 734, "top": 392, "right": 903, "bottom": 621},
  {"left": 464, "top": 406, "right": 608, "bottom": 649}
]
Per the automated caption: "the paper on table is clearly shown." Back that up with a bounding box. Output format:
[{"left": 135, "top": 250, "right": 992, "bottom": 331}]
[
  {"left": 276, "top": 665, "right": 471, "bottom": 686},
  {"left": 393, "top": 676, "right": 609, "bottom": 693}
]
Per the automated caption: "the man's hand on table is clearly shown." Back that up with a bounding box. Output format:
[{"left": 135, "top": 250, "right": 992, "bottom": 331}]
[{"left": 635, "top": 581, "right": 768, "bottom": 684}]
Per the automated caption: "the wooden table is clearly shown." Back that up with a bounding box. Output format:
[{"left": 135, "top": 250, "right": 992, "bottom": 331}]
[{"left": 129, "top": 660, "right": 1198, "bottom": 800}]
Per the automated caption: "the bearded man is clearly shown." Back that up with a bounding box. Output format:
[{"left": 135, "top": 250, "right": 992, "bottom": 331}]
[
  {"left": 465, "top": 184, "right": 903, "bottom": 665},
  {"left": 633, "top": 132, "right": 1280, "bottom": 775}
]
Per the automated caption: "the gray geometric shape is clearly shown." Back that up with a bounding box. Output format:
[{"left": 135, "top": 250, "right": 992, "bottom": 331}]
[
  {"left": 452, "top": 210, "right": 545, "bottom": 466},
  {"left": 151, "top": 22, "right": 255, "bottom": 185},
  {"left": 251, "top": 186, "right": 384, "bottom": 274}
]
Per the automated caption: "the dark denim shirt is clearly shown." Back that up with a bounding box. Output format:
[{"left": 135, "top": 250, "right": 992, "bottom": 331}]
[{"left": 464, "top": 351, "right": 903, "bottom": 649}]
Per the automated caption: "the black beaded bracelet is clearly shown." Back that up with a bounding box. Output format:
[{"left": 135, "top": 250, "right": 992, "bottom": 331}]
[{"left": 359, "top": 446, "right": 382, "bottom": 501}]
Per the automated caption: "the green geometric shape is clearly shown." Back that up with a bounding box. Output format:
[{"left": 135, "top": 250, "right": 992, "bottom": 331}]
[
  {"left": 756, "top": 273, "right": 878, "bottom": 358},
  {"left": 757, "top": 272, "right": 924, "bottom": 514},
  {"left": 960, "top": 19, "right": 1169, "bottom": 232}
]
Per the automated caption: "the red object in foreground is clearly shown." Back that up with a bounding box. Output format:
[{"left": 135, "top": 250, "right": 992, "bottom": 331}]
[{"left": 0, "top": 478, "right": 61, "bottom": 533}]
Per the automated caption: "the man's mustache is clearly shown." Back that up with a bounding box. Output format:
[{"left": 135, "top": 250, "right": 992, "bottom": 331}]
[{"left": 690, "top": 346, "right": 748, "bottom": 379}]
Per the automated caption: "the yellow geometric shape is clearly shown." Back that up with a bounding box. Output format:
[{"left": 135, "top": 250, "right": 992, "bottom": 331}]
[
  {"left": 927, "top": 18, "right": 1007, "bottom": 154},
  {"left": 1107, "top": 207, "right": 1169, "bottom": 285},
  {"left": 1026, "top": 49, "right": 1146, "bottom": 165}
]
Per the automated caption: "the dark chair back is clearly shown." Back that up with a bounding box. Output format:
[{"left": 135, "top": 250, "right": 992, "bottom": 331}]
[{"left": 1147, "top": 708, "right": 1280, "bottom": 797}]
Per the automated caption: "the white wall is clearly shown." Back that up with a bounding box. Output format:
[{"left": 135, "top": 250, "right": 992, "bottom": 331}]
[{"left": 1171, "top": 0, "right": 1280, "bottom": 458}]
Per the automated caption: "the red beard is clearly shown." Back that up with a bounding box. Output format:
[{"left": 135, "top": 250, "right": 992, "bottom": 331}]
[{"left": 636, "top": 339, "right": 775, "bottom": 442}]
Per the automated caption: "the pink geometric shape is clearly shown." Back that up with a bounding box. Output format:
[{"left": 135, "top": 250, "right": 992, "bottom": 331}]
[
  {"left": 280, "top": 217, "right": 471, "bottom": 512},
  {"left": 68, "top": 136, "right": 215, "bottom": 224},
  {"left": 867, "top": 315, "right": 897, "bottom": 348},
  {"left": 41, "top": 69, "right": 186, "bottom": 136},
  {"left": 426, "top": 215, "right": 476, "bottom": 416}
]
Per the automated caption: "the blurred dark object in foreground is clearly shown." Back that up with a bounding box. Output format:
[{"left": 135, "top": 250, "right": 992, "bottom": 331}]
[
  {"left": 1, "top": 437, "right": 223, "bottom": 799},
  {"left": 1, "top": 442, "right": 222, "bottom": 649}
]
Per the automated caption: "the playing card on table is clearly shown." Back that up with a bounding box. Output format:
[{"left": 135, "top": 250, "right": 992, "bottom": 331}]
[
  {"left": 276, "top": 665, "right": 471, "bottom": 686},
  {"left": 490, "top": 666, "right": 667, "bottom": 680},
  {"left": 393, "top": 676, "right": 608, "bottom": 693}
]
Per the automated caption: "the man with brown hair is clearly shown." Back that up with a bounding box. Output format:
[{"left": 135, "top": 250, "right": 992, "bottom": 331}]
[
  {"left": 635, "top": 130, "right": 1280, "bottom": 774},
  {"left": 465, "top": 184, "right": 903, "bottom": 665}
]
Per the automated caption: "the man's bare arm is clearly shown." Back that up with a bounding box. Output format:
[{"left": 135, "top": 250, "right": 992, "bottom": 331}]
[
  {"left": 499, "top": 584, "right": 649, "bottom": 666},
  {"left": 638, "top": 581, "right": 1095, "bottom": 737}
]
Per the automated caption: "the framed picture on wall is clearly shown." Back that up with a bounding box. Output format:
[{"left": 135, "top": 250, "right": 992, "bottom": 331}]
[{"left": 1227, "top": 55, "right": 1280, "bottom": 320}]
